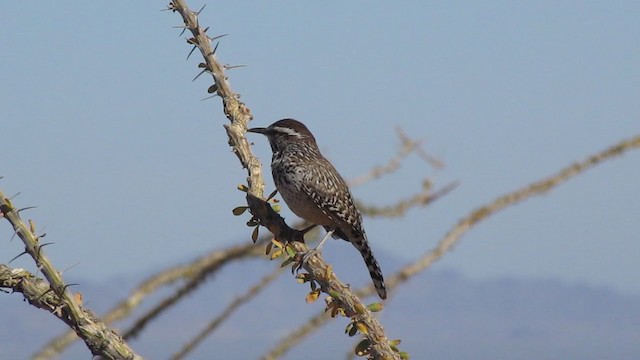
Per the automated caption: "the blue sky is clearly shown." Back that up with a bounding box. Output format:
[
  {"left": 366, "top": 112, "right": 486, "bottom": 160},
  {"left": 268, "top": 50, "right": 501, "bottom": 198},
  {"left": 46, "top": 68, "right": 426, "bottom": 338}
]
[{"left": 1, "top": 2, "right": 639, "bottom": 296}]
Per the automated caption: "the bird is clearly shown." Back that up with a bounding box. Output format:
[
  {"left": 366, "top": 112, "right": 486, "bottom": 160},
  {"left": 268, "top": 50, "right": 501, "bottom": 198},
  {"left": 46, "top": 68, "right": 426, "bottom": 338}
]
[{"left": 247, "top": 118, "right": 387, "bottom": 299}]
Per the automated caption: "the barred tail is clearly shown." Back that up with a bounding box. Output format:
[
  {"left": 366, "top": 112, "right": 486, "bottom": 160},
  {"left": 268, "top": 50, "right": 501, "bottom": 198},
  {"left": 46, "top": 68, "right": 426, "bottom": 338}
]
[{"left": 353, "top": 238, "right": 387, "bottom": 300}]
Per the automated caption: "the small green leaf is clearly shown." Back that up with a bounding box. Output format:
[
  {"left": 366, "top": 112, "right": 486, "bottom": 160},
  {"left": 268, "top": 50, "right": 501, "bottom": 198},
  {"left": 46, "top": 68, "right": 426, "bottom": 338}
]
[
  {"left": 285, "top": 245, "right": 296, "bottom": 258},
  {"left": 367, "top": 302, "right": 383, "bottom": 312}
]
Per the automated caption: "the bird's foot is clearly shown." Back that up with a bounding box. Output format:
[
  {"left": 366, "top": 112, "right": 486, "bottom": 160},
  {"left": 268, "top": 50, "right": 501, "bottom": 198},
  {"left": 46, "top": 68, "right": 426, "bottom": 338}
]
[
  {"left": 292, "top": 229, "right": 333, "bottom": 273},
  {"left": 293, "top": 248, "right": 321, "bottom": 273}
]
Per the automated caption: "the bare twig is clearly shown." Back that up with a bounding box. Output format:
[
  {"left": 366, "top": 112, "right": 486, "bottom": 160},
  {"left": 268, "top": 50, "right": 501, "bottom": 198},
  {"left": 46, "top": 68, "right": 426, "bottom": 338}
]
[
  {"left": 33, "top": 239, "right": 268, "bottom": 359},
  {"left": 384, "top": 134, "right": 640, "bottom": 291},
  {"left": 260, "top": 309, "right": 328, "bottom": 360},
  {"left": 349, "top": 129, "right": 422, "bottom": 187},
  {"left": 121, "top": 239, "right": 267, "bottom": 339},
  {"left": 357, "top": 181, "right": 458, "bottom": 218},
  {"left": 396, "top": 127, "right": 444, "bottom": 169},
  {"left": 170, "top": 266, "right": 285, "bottom": 360}
]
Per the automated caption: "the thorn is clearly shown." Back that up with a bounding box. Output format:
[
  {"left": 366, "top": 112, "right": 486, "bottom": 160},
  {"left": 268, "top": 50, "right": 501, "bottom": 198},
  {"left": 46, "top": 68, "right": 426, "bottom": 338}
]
[
  {"left": 63, "top": 283, "right": 79, "bottom": 292},
  {"left": 37, "top": 287, "right": 55, "bottom": 301},
  {"left": 195, "top": 3, "right": 207, "bottom": 15},
  {"left": 186, "top": 45, "right": 197, "bottom": 60},
  {"left": 61, "top": 262, "right": 80, "bottom": 275},
  {"left": 198, "top": 62, "right": 207, "bottom": 68},
  {"left": 172, "top": 25, "right": 189, "bottom": 29},
  {"left": 35, "top": 242, "right": 54, "bottom": 261},
  {"left": 208, "top": 33, "right": 228, "bottom": 41},
  {"left": 224, "top": 64, "right": 247, "bottom": 70},
  {"left": 186, "top": 37, "right": 198, "bottom": 45},
  {"left": 192, "top": 68, "right": 209, "bottom": 82},
  {"left": 203, "top": 27, "right": 209, "bottom": 33},
  {"left": 211, "top": 42, "right": 220, "bottom": 55},
  {"left": 179, "top": 27, "right": 187, "bottom": 37},
  {"left": 200, "top": 94, "right": 220, "bottom": 102},
  {"left": 17, "top": 206, "right": 37, "bottom": 214},
  {"left": 9, "top": 250, "right": 28, "bottom": 263},
  {"left": 266, "top": 189, "right": 278, "bottom": 201},
  {"left": 10, "top": 192, "right": 21, "bottom": 200},
  {"left": 162, "top": 2, "right": 177, "bottom": 12}
]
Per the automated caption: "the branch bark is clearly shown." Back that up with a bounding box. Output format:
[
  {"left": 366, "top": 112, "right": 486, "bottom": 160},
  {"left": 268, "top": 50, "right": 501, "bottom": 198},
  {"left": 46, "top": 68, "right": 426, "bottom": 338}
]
[{"left": 0, "top": 192, "right": 141, "bottom": 360}]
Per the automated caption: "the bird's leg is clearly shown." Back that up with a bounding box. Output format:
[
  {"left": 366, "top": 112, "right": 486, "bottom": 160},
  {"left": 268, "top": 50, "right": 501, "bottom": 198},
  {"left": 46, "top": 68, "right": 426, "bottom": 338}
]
[
  {"left": 313, "top": 229, "right": 334, "bottom": 252},
  {"left": 300, "top": 224, "right": 318, "bottom": 236},
  {"left": 299, "top": 229, "right": 334, "bottom": 266}
]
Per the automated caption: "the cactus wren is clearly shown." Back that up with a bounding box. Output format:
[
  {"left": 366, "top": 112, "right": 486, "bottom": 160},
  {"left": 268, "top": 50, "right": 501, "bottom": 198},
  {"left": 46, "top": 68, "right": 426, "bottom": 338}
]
[{"left": 248, "top": 119, "right": 387, "bottom": 299}]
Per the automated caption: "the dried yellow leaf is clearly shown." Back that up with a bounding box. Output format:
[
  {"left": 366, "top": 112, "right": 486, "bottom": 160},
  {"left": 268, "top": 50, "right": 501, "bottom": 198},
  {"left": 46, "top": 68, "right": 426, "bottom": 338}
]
[
  {"left": 251, "top": 226, "right": 259, "bottom": 242},
  {"left": 305, "top": 289, "right": 320, "bottom": 304},
  {"left": 355, "top": 322, "right": 369, "bottom": 335}
]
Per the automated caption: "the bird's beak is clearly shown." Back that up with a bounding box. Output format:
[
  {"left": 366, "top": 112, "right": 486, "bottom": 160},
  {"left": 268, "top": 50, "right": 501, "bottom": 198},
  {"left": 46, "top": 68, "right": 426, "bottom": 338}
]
[{"left": 247, "top": 127, "right": 268, "bottom": 135}]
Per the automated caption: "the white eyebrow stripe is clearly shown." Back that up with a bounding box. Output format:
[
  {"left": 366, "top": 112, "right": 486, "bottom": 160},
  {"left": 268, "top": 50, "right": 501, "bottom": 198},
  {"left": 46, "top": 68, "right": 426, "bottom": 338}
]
[{"left": 272, "top": 126, "right": 303, "bottom": 138}]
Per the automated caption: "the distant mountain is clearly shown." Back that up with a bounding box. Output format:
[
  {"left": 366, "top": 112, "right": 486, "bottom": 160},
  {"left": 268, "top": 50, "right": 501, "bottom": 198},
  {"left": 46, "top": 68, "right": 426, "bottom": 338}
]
[{"left": 2, "top": 248, "right": 639, "bottom": 360}]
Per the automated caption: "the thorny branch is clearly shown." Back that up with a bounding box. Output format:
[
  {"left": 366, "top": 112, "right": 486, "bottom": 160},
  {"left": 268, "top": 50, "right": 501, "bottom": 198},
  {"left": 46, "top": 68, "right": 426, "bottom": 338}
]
[
  {"left": 33, "top": 221, "right": 304, "bottom": 359},
  {"left": 260, "top": 134, "right": 640, "bottom": 359},
  {"left": 349, "top": 127, "right": 443, "bottom": 187},
  {"left": 0, "top": 191, "right": 141, "bottom": 360},
  {"left": 168, "top": 0, "right": 400, "bottom": 358},
  {"left": 357, "top": 181, "right": 457, "bottom": 218},
  {"left": 36, "top": 128, "right": 438, "bottom": 358},
  {"left": 0, "top": 265, "right": 69, "bottom": 322}
]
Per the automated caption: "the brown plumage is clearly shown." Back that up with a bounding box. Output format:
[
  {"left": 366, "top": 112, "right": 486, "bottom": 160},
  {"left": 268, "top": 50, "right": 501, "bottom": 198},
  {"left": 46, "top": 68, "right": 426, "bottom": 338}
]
[{"left": 248, "top": 119, "right": 387, "bottom": 299}]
